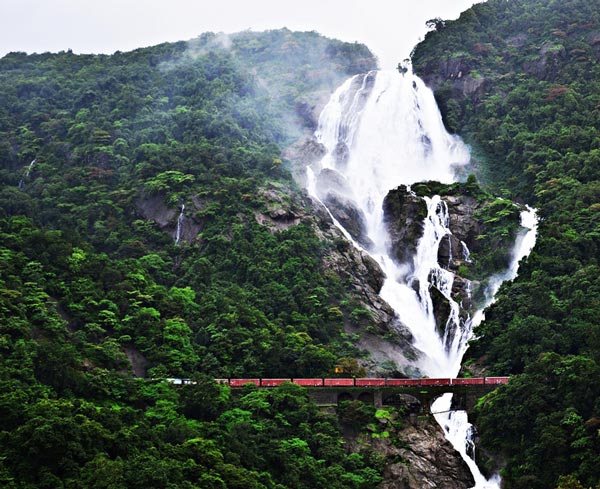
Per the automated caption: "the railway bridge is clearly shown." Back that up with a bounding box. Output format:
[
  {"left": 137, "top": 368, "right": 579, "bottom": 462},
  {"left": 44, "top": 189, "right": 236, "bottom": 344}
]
[{"left": 209, "top": 377, "right": 509, "bottom": 414}]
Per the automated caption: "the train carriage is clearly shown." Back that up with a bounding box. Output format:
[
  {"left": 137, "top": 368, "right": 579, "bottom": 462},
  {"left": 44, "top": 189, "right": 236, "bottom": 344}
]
[
  {"left": 293, "top": 378, "right": 324, "bottom": 387},
  {"left": 323, "top": 378, "right": 355, "bottom": 386},
  {"left": 355, "top": 378, "right": 386, "bottom": 387},
  {"left": 229, "top": 378, "right": 260, "bottom": 387},
  {"left": 260, "top": 378, "right": 290, "bottom": 387},
  {"left": 386, "top": 378, "right": 421, "bottom": 386},
  {"left": 452, "top": 377, "right": 485, "bottom": 385},
  {"left": 419, "top": 378, "right": 452, "bottom": 386},
  {"left": 219, "top": 376, "right": 510, "bottom": 389},
  {"left": 485, "top": 377, "right": 509, "bottom": 385}
]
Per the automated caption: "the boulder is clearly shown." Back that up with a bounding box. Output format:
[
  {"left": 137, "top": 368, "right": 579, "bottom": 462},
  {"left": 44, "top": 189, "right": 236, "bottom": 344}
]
[
  {"left": 283, "top": 136, "right": 327, "bottom": 185},
  {"left": 430, "top": 285, "right": 452, "bottom": 337},
  {"left": 443, "top": 195, "right": 482, "bottom": 251},
  {"left": 136, "top": 195, "right": 202, "bottom": 245}
]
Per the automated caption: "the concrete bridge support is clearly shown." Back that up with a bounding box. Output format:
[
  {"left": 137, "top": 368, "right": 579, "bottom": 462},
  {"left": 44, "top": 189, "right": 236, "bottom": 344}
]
[
  {"left": 307, "top": 384, "right": 499, "bottom": 414},
  {"left": 308, "top": 389, "right": 383, "bottom": 407}
]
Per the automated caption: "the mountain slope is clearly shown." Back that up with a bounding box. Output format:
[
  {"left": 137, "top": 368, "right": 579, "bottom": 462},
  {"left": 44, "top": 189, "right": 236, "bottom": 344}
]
[{"left": 0, "top": 31, "right": 409, "bottom": 487}]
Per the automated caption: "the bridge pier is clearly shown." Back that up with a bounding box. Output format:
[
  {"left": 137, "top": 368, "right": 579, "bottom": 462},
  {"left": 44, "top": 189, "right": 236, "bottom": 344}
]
[
  {"left": 308, "top": 390, "right": 338, "bottom": 405},
  {"left": 374, "top": 390, "right": 382, "bottom": 408}
]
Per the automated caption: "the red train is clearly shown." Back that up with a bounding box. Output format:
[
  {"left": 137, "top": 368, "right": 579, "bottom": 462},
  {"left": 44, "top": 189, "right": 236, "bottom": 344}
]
[{"left": 211, "top": 377, "right": 509, "bottom": 388}]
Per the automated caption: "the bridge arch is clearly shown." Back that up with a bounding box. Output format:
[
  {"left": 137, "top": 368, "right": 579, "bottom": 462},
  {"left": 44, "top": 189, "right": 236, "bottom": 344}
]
[
  {"left": 383, "top": 393, "right": 421, "bottom": 413},
  {"left": 357, "top": 391, "right": 374, "bottom": 404},
  {"left": 338, "top": 392, "right": 353, "bottom": 403}
]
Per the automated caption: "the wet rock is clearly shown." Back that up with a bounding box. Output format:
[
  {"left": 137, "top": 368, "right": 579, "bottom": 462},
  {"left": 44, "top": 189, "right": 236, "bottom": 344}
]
[
  {"left": 452, "top": 275, "right": 477, "bottom": 312},
  {"left": 316, "top": 167, "right": 353, "bottom": 197},
  {"left": 283, "top": 136, "right": 327, "bottom": 185},
  {"left": 443, "top": 195, "right": 481, "bottom": 251},
  {"left": 430, "top": 285, "right": 452, "bottom": 337},
  {"left": 323, "top": 194, "right": 373, "bottom": 249},
  {"left": 137, "top": 195, "right": 178, "bottom": 228},
  {"left": 316, "top": 168, "right": 372, "bottom": 248},
  {"left": 309, "top": 197, "right": 420, "bottom": 375},
  {"left": 383, "top": 185, "right": 428, "bottom": 266},
  {"left": 438, "top": 234, "right": 464, "bottom": 271},
  {"left": 361, "top": 252, "right": 385, "bottom": 293},
  {"left": 384, "top": 420, "right": 475, "bottom": 489},
  {"left": 333, "top": 141, "right": 350, "bottom": 168},
  {"left": 125, "top": 347, "right": 148, "bottom": 378}
]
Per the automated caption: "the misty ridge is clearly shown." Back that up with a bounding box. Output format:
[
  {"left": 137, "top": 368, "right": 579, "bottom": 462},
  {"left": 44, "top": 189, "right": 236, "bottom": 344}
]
[{"left": 158, "top": 28, "right": 378, "bottom": 143}]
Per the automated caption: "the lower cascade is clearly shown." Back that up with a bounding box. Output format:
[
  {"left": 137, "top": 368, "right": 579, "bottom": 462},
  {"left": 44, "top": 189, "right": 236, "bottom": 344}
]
[
  {"left": 306, "top": 69, "right": 538, "bottom": 487},
  {"left": 175, "top": 204, "right": 185, "bottom": 245},
  {"left": 433, "top": 394, "right": 502, "bottom": 489}
]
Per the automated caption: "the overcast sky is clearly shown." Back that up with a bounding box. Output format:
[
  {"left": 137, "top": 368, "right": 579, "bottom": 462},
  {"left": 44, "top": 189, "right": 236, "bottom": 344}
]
[{"left": 1, "top": 0, "right": 484, "bottom": 68}]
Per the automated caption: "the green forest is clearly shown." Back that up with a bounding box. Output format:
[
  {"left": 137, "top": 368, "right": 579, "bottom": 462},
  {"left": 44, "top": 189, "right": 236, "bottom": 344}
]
[
  {"left": 413, "top": 0, "right": 600, "bottom": 487},
  {"left": 2, "top": 0, "right": 600, "bottom": 487},
  {"left": 0, "top": 30, "right": 386, "bottom": 487}
]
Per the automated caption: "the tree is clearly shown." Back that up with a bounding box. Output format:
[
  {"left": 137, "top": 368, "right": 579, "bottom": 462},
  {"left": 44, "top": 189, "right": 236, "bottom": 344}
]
[{"left": 426, "top": 18, "right": 446, "bottom": 31}]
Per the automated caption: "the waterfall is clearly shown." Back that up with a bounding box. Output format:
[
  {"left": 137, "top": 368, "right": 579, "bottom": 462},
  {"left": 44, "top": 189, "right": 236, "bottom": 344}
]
[
  {"left": 308, "top": 69, "right": 537, "bottom": 488},
  {"left": 471, "top": 206, "right": 538, "bottom": 327},
  {"left": 433, "top": 394, "right": 502, "bottom": 489},
  {"left": 18, "top": 158, "right": 36, "bottom": 189},
  {"left": 175, "top": 204, "right": 185, "bottom": 245},
  {"left": 433, "top": 206, "right": 537, "bottom": 488},
  {"left": 312, "top": 69, "right": 470, "bottom": 377}
]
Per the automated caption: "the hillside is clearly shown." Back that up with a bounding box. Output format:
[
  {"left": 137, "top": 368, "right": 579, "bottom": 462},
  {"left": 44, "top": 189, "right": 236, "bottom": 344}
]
[
  {"left": 0, "top": 30, "right": 407, "bottom": 487},
  {"left": 413, "top": 1, "right": 600, "bottom": 487},
  {"left": 0, "top": 29, "right": 381, "bottom": 381}
]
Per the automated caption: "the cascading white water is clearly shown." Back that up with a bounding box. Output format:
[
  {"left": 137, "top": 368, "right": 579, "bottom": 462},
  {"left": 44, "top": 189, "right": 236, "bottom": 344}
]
[
  {"left": 471, "top": 206, "right": 538, "bottom": 327},
  {"left": 433, "top": 207, "right": 537, "bottom": 489},
  {"left": 308, "top": 69, "right": 537, "bottom": 489},
  {"left": 18, "top": 158, "right": 36, "bottom": 189},
  {"left": 312, "top": 69, "right": 470, "bottom": 377},
  {"left": 175, "top": 204, "right": 185, "bottom": 245},
  {"left": 433, "top": 393, "right": 502, "bottom": 489}
]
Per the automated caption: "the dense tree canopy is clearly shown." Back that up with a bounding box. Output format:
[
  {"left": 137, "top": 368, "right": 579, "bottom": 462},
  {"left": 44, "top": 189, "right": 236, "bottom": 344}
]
[{"left": 0, "top": 30, "right": 384, "bottom": 487}]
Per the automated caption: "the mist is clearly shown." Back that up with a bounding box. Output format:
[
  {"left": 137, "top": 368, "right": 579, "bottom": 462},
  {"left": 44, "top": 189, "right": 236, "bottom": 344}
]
[{"left": 1, "top": 0, "right": 485, "bottom": 68}]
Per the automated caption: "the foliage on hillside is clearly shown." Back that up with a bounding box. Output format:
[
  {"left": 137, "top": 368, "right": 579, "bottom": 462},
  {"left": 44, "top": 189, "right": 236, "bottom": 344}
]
[
  {"left": 196, "top": 29, "right": 376, "bottom": 135},
  {"left": 0, "top": 374, "right": 384, "bottom": 488},
  {"left": 0, "top": 31, "right": 384, "bottom": 486},
  {"left": 413, "top": 0, "right": 600, "bottom": 487}
]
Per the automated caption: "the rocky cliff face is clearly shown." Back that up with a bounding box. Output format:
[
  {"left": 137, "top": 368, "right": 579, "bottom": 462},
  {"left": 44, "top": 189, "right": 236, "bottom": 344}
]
[
  {"left": 315, "top": 168, "right": 373, "bottom": 249},
  {"left": 284, "top": 136, "right": 326, "bottom": 187},
  {"left": 380, "top": 421, "right": 475, "bottom": 489},
  {"left": 309, "top": 196, "right": 420, "bottom": 375},
  {"left": 199, "top": 177, "right": 420, "bottom": 376},
  {"left": 345, "top": 412, "right": 475, "bottom": 489},
  {"left": 287, "top": 139, "right": 375, "bottom": 249},
  {"left": 416, "top": 55, "right": 488, "bottom": 103},
  {"left": 136, "top": 194, "right": 203, "bottom": 245},
  {"left": 383, "top": 185, "right": 428, "bottom": 266},
  {"left": 383, "top": 184, "right": 478, "bottom": 315},
  {"left": 382, "top": 181, "right": 521, "bottom": 336}
]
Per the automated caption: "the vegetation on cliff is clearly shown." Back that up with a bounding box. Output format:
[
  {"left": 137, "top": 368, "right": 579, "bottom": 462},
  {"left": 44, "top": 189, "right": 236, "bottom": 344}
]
[{"left": 413, "top": 1, "right": 600, "bottom": 487}]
